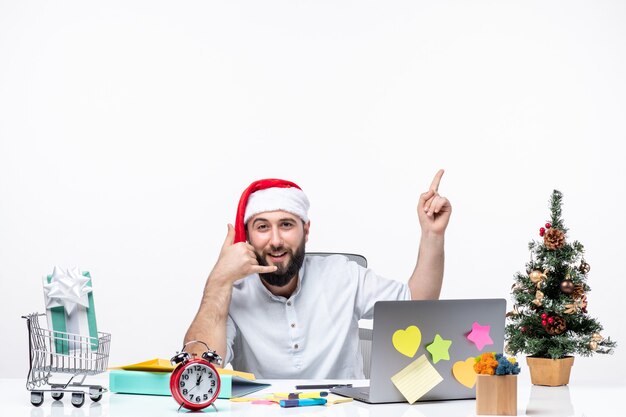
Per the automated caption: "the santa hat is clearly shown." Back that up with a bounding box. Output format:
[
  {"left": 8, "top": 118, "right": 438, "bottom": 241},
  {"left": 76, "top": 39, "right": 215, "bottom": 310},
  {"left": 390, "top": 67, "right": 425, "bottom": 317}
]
[{"left": 234, "top": 179, "right": 310, "bottom": 243}]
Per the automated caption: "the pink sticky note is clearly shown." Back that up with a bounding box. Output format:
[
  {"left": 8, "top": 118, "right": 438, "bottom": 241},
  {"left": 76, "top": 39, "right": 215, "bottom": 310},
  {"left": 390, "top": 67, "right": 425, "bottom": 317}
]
[
  {"left": 251, "top": 400, "right": 277, "bottom": 405},
  {"left": 466, "top": 321, "right": 493, "bottom": 351}
]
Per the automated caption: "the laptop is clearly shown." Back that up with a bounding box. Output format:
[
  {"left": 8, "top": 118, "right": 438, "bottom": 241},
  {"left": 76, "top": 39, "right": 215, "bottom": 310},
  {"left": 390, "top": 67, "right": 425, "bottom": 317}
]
[{"left": 332, "top": 298, "right": 506, "bottom": 403}]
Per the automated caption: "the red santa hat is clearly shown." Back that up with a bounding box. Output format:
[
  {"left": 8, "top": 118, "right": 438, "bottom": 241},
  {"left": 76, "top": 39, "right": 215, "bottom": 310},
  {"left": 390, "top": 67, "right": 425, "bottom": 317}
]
[{"left": 234, "top": 178, "right": 310, "bottom": 243}]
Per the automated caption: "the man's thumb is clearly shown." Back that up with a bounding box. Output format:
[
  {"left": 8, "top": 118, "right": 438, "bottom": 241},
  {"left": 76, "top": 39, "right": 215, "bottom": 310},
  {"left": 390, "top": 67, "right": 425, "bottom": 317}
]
[{"left": 222, "top": 224, "right": 236, "bottom": 247}]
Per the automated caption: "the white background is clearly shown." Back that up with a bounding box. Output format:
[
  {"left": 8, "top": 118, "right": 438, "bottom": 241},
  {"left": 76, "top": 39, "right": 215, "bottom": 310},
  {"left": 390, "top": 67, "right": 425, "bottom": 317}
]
[{"left": 1, "top": 1, "right": 624, "bottom": 383}]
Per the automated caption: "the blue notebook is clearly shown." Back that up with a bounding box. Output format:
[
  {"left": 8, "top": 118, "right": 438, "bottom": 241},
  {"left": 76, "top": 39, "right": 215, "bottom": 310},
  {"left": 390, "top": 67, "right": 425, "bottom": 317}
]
[{"left": 109, "top": 369, "right": 270, "bottom": 399}]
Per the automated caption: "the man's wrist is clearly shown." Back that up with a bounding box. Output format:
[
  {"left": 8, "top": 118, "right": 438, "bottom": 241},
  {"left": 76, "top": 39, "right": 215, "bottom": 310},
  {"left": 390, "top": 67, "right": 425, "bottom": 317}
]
[{"left": 420, "top": 231, "right": 445, "bottom": 243}]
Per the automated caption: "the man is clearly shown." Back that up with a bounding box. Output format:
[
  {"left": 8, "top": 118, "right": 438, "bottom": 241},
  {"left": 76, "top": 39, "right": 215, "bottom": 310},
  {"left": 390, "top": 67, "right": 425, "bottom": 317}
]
[{"left": 184, "top": 170, "right": 451, "bottom": 378}]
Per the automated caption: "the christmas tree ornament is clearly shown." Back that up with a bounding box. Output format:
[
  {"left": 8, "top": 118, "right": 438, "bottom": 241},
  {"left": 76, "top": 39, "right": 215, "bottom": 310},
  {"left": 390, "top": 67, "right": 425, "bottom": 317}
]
[
  {"left": 529, "top": 270, "right": 547, "bottom": 288},
  {"left": 544, "top": 228, "right": 565, "bottom": 250},
  {"left": 539, "top": 227, "right": 546, "bottom": 237},
  {"left": 579, "top": 261, "right": 591, "bottom": 274},
  {"left": 506, "top": 305, "right": 520, "bottom": 317},
  {"left": 543, "top": 315, "right": 566, "bottom": 335},
  {"left": 564, "top": 296, "right": 588, "bottom": 314},
  {"left": 545, "top": 223, "right": 552, "bottom": 229},
  {"left": 531, "top": 290, "right": 544, "bottom": 307},
  {"left": 589, "top": 341, "right": 598, "bottom": 351},
  {"left": 571, "top": 284, "right": 585, "bottom": 300},
  {"left": 563, "top": 302, "right": 577, "bottom": 314},
  {"left": 560, "top": 279, "right": 575, "bottom": 295},
  {"left": 592, "top": 333, "right": 603, "bottom": 342}
]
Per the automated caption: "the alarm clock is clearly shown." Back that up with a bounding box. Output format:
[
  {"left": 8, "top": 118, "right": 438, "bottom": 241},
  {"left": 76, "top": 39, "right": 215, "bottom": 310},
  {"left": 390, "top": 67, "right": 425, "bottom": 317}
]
[{"left": 170, "top": 340, "right": 223, "bottom": 411}]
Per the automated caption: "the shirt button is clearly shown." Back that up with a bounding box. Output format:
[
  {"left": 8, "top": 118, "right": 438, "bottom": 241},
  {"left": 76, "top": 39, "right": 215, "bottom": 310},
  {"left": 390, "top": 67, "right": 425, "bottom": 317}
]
[
  {"left": 294, "top": 344, "right": 299, "bottom": 349},
  {"left": 287, "top": 301, "right": 292, "bottom": 306},
  {"left": 290, "top": 323, "right": 296, "bottom": 328}
]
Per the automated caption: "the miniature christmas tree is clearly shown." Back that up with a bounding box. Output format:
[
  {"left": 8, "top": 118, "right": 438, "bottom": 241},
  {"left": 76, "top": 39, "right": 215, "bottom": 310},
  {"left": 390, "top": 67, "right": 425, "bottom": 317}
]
[{"left": 505, "top": 190, "right": 616, "bottom": 359}]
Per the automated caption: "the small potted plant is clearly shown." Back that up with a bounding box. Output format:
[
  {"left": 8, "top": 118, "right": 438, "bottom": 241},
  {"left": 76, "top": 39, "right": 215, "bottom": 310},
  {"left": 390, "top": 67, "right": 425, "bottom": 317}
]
[{"left": 474, "top": 352, "right": 520, "bottom": 416}]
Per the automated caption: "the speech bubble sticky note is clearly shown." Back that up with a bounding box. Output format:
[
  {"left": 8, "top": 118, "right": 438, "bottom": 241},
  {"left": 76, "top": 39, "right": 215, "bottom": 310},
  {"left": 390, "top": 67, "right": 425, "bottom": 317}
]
[
  {"left": 425, "top": 334, "right": 452, "bottom": 364},
  {"left": 392, "top": 325, "right": 422, "bottom": 358},
  {"left": 452, "top": 357, "right": 477, "bottom": 388},
  {"left": 466, "top": 321, "right": 493, "bottom": 351},
  {"left": 391, "top": 354, "right": 443, "bottom": 404}
]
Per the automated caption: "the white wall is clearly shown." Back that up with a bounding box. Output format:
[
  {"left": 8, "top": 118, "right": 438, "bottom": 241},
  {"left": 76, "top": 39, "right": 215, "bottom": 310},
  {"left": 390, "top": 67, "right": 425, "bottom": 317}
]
[{"left": 1, "top": 1, "right": 624, "bottom": 383}]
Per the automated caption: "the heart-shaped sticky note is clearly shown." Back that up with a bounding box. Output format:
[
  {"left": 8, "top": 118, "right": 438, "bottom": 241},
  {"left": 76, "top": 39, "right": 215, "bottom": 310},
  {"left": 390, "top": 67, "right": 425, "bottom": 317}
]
[
  {"left": 452, "top": 357, "right": 477, "bottom": 388},
  {"left": 392, "top": 325, "right": 422, "bottom": 358}
]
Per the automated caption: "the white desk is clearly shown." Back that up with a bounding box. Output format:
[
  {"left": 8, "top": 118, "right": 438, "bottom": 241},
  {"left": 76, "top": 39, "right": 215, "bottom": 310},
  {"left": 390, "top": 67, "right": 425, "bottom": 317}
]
[{"left": 0, "top": 373, "right": 623, "bottom": 417}]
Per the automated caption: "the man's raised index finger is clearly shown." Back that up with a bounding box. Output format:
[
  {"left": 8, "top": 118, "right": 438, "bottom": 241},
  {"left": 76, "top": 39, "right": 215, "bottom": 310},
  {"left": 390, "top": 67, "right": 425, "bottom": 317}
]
[{"left": 429, "top": 169, "right": 445, "bottom": 192}]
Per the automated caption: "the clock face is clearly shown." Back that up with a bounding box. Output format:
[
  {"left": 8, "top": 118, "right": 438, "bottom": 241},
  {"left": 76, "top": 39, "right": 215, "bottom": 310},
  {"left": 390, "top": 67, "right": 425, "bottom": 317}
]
[{"left": 176, "top": 362, "right": 219, "bottom": 406}]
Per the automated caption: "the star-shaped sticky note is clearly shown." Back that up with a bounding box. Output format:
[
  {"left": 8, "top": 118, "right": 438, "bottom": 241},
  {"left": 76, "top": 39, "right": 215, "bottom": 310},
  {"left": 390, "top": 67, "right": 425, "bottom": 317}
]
[
  {"left": 426, "top": 334, "right": 452, "bottom": 363},
  {"left": 466, "top": 321, "right": 493, "bottom": 351}
]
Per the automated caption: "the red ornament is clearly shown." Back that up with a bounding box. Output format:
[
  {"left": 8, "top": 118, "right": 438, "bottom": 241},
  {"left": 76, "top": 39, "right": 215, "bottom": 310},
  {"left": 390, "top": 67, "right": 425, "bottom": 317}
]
[
  {"left": 539, "top": 227, "right": 546, "bottom": 237},
  {"left": 541, "top": 313, "right": 548, "bottom": 319},
  {"left": 541, "top": 320, "right": 547, "bottom": 326},
  {"left": 548, "top": 317, "right": 554, "bottom": 324},
  {"left": 521, "top": 326, "right": 527, "bottom": 333},
  {"left": 545, "top": 223, "right": 552, "bottom": 229}
]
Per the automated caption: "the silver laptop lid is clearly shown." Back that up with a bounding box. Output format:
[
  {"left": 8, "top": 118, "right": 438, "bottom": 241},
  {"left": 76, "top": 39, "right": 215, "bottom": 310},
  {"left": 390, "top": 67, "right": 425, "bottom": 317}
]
[{"left": 368, "top": 299, "right": 506, "bottom": 403}]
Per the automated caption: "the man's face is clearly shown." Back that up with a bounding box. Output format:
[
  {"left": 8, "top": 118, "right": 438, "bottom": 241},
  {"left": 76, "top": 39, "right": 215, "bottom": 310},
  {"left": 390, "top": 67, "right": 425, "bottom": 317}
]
[{"left": 246, "top": 211, "right": 309, "bottom": 287}]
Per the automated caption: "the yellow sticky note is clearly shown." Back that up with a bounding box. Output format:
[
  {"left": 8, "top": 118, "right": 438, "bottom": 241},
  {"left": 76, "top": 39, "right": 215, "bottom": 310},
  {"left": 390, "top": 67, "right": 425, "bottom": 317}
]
[
  {"left": 110, "top": 358, "right": 256, "bottom": 380},
  {"left": 392, "top": 325, "right": 422, "bottom": 358},
  {"left": 325, "top": 394, "right": 353, "bottom": 405},
  {"left": 113, "top": 358, "right": 175, "bottom": 372},
  {"left": 390, "top": 354, "right": 443, "bottom": 404}
]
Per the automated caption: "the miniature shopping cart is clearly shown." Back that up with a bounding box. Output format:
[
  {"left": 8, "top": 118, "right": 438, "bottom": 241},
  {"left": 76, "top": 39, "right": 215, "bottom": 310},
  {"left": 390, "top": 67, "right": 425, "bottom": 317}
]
[{"left": 22, "top": 313, "right": 111, "bottom": 407}]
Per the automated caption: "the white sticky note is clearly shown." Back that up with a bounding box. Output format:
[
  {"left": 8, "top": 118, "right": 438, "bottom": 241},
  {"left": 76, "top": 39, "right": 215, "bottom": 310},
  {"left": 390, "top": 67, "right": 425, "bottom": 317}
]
[{"left": 390, "top": 354, "right": 444, "bottom": 404}]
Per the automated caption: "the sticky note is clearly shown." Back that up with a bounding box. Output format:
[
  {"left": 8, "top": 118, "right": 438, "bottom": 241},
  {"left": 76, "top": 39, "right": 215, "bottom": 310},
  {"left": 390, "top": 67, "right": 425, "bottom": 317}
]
[
  {"left": 466, "top": 322, "right": 493, "bottom": 351},
  {"left": 392, "top": 325, "right": 422, "bottom": 358},
  {"left": 390, "top": 354, "right": 443, "bottom": 404},
  {"left": 251, "top": 400, "right": 277, "bottom": 405},
  {"left": 324, "top": 394, "right": 353, "bottom": 405},
  {"left": 452, "top": 357, "right": 477, "bottom": 388},
  {"left": 426, "top": 334, "right": 452, "bottom": 364}
]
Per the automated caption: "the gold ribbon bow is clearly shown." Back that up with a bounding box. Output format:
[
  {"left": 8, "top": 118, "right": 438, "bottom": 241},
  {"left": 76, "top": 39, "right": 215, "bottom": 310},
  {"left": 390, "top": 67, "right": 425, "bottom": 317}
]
[
  {"left": 532, "top": 290, "right": 544, "bottom": 307},
  {"left": 506, "top": 304, "right": 520, "bottom": 317},
  {"left": 563, "top": 295, "right": 588, "bottom": 314}
]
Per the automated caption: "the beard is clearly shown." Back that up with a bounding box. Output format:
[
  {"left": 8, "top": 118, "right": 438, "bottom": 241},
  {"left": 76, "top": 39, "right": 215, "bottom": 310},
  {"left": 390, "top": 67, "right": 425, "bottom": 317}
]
[{"left": 256, "top": 239, "right": 306, "bottom": 287}]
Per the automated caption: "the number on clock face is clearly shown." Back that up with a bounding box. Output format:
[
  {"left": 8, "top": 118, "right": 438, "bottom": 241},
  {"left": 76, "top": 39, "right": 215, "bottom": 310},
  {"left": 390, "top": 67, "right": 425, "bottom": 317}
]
[{"left": 179, "top": 363, "right": 218, "bottom": 404}]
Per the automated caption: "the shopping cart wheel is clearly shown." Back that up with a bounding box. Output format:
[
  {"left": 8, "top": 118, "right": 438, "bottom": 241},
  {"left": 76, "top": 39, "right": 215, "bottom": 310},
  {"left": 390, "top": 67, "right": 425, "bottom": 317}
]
[
  {"left": 89, "top": 386, "right": 103, "bottom": 402},
  {"left": 51, "top": 391, "right": 64, "bottom": 401},
  {"left": 30, "top": 391, "right": 44, "bottom": 407},
  {"left": 71, "top": 392, "right": 85, "bottom": 408}
]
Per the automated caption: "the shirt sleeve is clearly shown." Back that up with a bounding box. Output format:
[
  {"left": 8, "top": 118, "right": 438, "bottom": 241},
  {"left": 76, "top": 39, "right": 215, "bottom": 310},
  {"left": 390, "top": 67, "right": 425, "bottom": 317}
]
[
  {"left": 354, "top": 265, "right": 411, "bottom": 320},
  {"left": 223, "top": 314, "right": 237, "bottom": 365}
]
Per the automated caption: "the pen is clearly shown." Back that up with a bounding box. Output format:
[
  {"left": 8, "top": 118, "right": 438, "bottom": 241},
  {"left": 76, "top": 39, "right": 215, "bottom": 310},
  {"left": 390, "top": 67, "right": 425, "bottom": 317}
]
[
  {"left": 279, "top": 398, "right": 327, "bottom": 408},
  {"left": 288, "top": 391, "right": 329, "bottom": 399},
  {"left": 295, "top": 383, "right": 352, "bottom": 390},
  {"left": 274, "top": 391, "right": 328, "bottom": 399}
]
